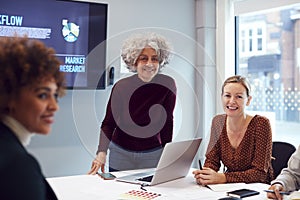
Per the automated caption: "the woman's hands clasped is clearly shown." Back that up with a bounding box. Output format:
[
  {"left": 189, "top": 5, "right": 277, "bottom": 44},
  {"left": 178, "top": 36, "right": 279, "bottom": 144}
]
[
  {"left": 192, "top": 167, "right": 226, "bottom": 185},
  {"left": 88, "top": 152, "right": 107, "bottom": 175}
]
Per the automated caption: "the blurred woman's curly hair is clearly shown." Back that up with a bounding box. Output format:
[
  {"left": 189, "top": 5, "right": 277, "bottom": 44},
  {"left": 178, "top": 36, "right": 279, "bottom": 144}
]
[
  {"left": 0, "top": 36, "right": 66, "bottom": 117},
  {"left": 121, "top": 32, "right": 173, "bottom": 72}
]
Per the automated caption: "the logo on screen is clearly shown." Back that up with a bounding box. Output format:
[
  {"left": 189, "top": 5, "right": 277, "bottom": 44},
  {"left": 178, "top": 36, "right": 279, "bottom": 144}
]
[{"left": 62, "top": 19, "right": 79, "bottom": 42}]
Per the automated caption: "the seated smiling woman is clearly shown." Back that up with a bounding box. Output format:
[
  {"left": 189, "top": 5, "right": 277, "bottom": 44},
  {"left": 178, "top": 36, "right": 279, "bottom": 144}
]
[
  {"left": 0, "top": 36, "right": 66, "bottom": 200},
  {"left": 193, "top": 75, "right": 274, "bottom": 185}
]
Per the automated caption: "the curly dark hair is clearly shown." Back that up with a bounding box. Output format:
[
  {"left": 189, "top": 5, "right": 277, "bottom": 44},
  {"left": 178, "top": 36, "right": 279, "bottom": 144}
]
[{"left": 0, "top": 36, "right": 66, "bottom": 117}]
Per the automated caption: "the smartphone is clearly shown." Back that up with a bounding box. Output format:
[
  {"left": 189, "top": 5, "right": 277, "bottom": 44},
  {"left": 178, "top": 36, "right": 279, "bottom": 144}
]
[
  {"left": 97, "top": 172, "right": 116, "bottom": 180},
  {"left": 264, "top": 190, "right": 290, "bottom": 195},
  {"left": 227, "top": 188, "right": 259, "bottom": 198}
]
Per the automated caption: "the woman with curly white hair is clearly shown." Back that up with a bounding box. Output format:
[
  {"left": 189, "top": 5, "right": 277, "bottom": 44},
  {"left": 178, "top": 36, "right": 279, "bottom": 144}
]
[{"left": 88, "top": 32, "right": 177, "bottom": 174}]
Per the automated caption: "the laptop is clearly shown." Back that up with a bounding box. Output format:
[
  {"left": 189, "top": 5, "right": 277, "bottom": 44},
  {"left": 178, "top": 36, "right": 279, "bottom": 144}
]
[{"left": 115, "top": 137, "right": 202, "bottom": 186}]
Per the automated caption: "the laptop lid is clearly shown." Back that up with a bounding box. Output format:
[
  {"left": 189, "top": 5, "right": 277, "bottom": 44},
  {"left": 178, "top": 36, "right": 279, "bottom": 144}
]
[{"left": 116, "top": 137, "right": 202, "bottom": 186}]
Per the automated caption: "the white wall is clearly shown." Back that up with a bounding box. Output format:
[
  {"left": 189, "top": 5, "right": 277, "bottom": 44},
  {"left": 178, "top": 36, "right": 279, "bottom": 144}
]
[{"left": 27, "top": 0, "right": 200, "bottom": 177}]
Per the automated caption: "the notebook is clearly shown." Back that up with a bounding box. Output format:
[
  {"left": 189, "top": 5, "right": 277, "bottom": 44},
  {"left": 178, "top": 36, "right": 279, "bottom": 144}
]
[{"left": 115, "top": 137, "right": 202, "bottom": 186}]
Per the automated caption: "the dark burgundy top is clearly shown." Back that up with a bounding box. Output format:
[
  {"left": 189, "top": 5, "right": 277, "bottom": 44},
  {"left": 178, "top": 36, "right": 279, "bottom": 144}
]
[{"left": 98, "top": 74, "right": 177, "bottom": 152}]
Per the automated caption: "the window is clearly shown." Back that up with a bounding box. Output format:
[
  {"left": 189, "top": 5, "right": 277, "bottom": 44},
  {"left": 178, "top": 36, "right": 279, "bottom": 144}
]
[
  {"left": 236, "top": 3, "right": 300, "bottom": 147},
  {"left": 239, "top": 21, "right": 266, "bottom": 56}
]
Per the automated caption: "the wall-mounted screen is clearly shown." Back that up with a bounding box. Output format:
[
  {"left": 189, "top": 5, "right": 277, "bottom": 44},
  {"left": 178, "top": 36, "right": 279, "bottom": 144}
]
[{"left": 0, "top": 0, "right": 107, "bottom": 89}]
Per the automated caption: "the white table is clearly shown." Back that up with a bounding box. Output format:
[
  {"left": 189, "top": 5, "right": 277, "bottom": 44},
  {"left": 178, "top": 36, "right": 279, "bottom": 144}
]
[{"left": 47, "top": 169, "right": 275, "bottom": 200}]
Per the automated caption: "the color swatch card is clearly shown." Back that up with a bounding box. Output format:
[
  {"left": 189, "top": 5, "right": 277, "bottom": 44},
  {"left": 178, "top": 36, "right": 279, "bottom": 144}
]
[{"left": 119, "top": 190, "right": 162, "bottom": 200}]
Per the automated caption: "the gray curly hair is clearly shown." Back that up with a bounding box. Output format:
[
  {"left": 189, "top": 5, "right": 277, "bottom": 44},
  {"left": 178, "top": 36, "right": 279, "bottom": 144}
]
[{"left": 121, "top": 32, "right": 173, "bottom": 72}]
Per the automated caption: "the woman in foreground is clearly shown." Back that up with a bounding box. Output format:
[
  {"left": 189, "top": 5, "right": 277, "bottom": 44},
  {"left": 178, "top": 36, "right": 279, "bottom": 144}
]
[{"left": 0, "top": 36, "right": 65, "bottom": 200}]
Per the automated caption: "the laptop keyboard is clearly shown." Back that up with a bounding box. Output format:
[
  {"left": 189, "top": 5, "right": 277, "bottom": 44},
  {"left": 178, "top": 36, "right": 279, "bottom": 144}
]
[{"left": 137, "top": 175, "right": 153, "bottom": 182}]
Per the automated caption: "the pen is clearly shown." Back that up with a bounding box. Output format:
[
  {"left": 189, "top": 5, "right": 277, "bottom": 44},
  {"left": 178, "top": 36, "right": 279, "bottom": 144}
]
[
  {"left": 264, "top": 190, "right": 290, "bottom": 195},
  {"left": 199, "top": 160, "right": 203, "bottom": 170},
  {"left": 198, "top": 160, "right": 212, "bottom": 190}
]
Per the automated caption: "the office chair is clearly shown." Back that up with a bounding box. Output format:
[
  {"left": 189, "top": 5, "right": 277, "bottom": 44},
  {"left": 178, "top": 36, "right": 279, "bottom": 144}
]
[{"left": 272, "top": 141, "right": 296, "bottom": 178}]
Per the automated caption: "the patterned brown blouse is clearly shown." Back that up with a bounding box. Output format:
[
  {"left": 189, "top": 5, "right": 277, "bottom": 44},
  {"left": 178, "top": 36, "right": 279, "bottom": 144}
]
[{"left": 204, "top": 114, "right": 274, "bottom": 184}]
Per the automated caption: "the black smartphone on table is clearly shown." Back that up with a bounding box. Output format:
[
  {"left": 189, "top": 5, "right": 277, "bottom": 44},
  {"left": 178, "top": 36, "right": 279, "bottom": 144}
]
[
  {"left": 227, "top": 188, "right": 259, "bottom": 198},
  {"left": 97, "top": 172, "right": 116, "bottom": 180}
]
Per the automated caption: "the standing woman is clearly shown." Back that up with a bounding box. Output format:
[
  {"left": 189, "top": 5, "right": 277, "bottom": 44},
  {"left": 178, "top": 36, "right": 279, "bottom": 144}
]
[
  {"left": 0, "top": 37, "right": 65, "bottom": 199},
  {"left": 193, "top": 75, "right": 274, "bottom": 185},
  {"left": 88, "top": 32, "right": 177, "bottom": 173}
]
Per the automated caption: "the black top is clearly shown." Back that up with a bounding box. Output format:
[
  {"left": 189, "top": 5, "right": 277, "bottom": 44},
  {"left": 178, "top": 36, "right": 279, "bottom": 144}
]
[{"left": 0, "top": 122, "right": 58, "bottom": 200}]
